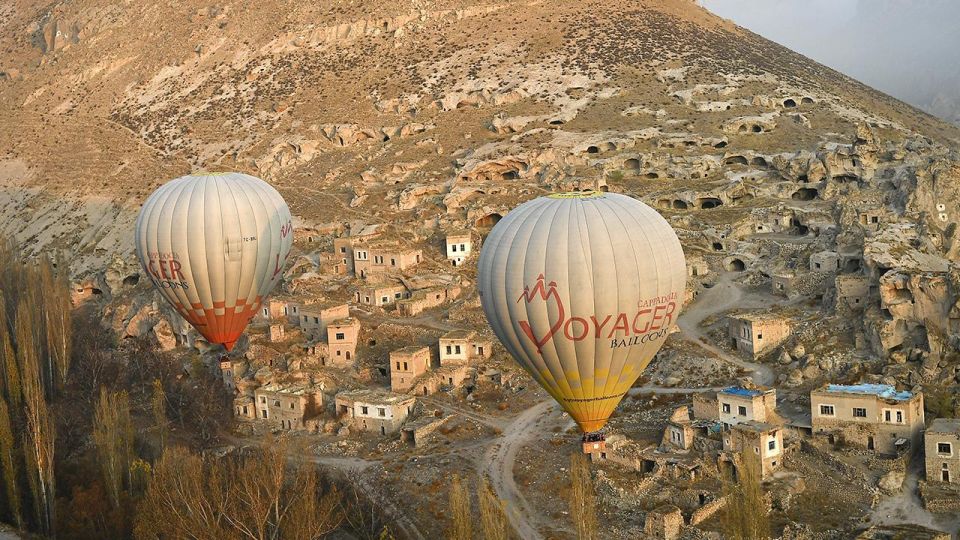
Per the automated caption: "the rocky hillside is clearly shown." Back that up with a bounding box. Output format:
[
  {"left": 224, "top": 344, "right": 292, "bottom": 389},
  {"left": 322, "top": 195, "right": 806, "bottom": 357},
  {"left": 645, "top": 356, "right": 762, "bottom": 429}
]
[{"left": 1, "top": 0, "right": 959, "bottom": 381}]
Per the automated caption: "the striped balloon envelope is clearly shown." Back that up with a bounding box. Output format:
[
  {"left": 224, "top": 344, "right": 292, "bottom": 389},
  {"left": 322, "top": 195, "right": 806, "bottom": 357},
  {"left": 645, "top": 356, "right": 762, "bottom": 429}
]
[
  {"left": 134, "top": 172, "right": 293, "bottom": 351},
  {"left": 477, "top": 191, "right": 686, "bottom": 433}
]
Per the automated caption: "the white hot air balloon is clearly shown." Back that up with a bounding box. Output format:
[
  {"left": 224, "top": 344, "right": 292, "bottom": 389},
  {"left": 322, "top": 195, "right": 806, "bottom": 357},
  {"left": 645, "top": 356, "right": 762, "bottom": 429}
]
[
  {"left": 135, "top": 172, "right": 293, "bottom": 351},
  {"left": 478, "top": 191, "right": 686, "bottom": 433}
]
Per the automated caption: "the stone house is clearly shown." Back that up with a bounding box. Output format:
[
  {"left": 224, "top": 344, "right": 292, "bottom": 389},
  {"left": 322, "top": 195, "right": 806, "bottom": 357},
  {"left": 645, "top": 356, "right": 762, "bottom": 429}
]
[
  {"left": 925, "top": 418, "right": 960, "bottom": 484},
  {"left": 390, "top": 346, "right": 433, "bottom": 392},
  {"left": 687, "top": 257, "right": 709, "bottom": 278},
  {"left": 254, "top": 298, "right": 288, "bottom": 323},
  {"left": 835, "top": 274, "right": 872, "bottom": 310},
  {"left": 332, "top": 224, "right": 380, "bottom": 275},
  {"left": 335, "top": 390, "right": 416, "bottom": 435},
  {"left": 663, "top": 406, "right": 695, "bottom": 450},
  {"left": 718, "top": 386, "right": 778, "bottom": 428},
  {"left": 810, "top": 250, "right": 841, "bottom": 272},
  {"left": 439, "top": 330, "right": 493, "bottom": 365},
  {"left": 859, "top": 210, "right": 883, "bottom": 233},
  {"left": 727, "top": 315, "right": 791, "bottom": 358},
  {"left": 325, "top": 317, "right": 361, "bottom": 366},
  {"left": 396, "top": 284, "right": 462, "bottom": 316},
  {"left": 693, "top": 391, "right": 720, "bottom": 422},
  {"left": 644, "top": 505, "right": 683, "bottom": 540},
  {"left": 771, "top": 273, "right": 796, "bottom": 298},
  {"left": 353, "top": 240, "right": 422, "bottom": 278},
  {"left": 810, "top": 383, "right": 925, "bottom": 456},
  {"left": 268, "top": 324, "right": 285, "bottom": 342},
  {"left": 298, "top": 302, "right": 350, "bottom": 339},
  {"left": 409, "top": 364, "right": 473, "bottom": 396},
  {"left": 71, "top": 279, "right": 104, "bottom": 306},
  {"left": 445, "top": 230, "right": 473, "bottom": 267},
  {"left": 254, "top": 383, "right": 323, "bottom": 431},
  {"left": 723, "top": 421, "right": 784, "bottom": 479},
  {"left": 355, "top": 282, "right": 410, "bottom": 307},
  {"left": 234, "top": 394, "right": 256, "bottom": 420}
]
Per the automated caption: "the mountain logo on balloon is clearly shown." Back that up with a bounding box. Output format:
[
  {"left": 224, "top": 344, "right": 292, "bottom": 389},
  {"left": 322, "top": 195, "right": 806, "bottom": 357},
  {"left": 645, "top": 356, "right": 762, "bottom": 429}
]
[{"left": 516, "top": 274, "right": 565, "bottom": 354}]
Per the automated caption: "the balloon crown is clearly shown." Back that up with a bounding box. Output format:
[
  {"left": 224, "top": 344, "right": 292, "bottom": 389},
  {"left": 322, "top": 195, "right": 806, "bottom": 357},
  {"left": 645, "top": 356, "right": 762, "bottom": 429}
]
[{"left": 547, "top": 190, "right": 605, "bottom": 199}]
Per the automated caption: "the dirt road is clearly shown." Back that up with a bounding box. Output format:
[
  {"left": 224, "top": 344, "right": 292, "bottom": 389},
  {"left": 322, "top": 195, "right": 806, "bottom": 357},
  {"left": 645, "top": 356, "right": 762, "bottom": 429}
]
[{"left": 677, "top": 272, "right": 775, "bottom": 386}]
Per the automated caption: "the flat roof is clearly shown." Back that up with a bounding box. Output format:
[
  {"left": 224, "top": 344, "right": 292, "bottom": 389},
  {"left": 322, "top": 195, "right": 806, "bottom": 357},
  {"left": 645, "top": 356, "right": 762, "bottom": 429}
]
[
  {"left": 819, "top": 383, "right": 914, "bottom": 401},
  {"left": 720, "top": 386, "right": 772, "bottom": 398},
  {"left": 336, "top": 388, "right": 415, "bottom": 404},
  {"left": 441, "top": 329, "right": 476, "bottom": 340},
  {"left": 733, "top": 420, "right": 778, "bottom": 433},
  {"left": 392, "top": 345, "right": 430, "bottom": 355},
  {"left": 928, "top": 418, "right": 960, "bottom": 433}
]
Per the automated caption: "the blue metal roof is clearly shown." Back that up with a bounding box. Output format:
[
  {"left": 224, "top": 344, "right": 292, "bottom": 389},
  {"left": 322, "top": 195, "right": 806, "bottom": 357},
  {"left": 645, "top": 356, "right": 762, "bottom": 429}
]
[
  {"left": 721, "top": 386, "right": 763, "bottom": 397},
  {"left": 824, "top": 383, "right": 913, "bottom": 401}
]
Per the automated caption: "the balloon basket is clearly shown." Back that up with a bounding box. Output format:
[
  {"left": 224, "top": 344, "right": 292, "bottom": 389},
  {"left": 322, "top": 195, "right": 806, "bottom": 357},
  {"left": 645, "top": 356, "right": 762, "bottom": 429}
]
[{"left": 581, "top": 432, "right": 606, "bottom": 457}]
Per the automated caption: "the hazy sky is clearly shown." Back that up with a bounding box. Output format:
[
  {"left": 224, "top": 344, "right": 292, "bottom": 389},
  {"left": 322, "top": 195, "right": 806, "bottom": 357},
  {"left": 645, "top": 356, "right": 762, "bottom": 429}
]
[{"left": 700, "top": 0, "right": 960, "bottom": 124}]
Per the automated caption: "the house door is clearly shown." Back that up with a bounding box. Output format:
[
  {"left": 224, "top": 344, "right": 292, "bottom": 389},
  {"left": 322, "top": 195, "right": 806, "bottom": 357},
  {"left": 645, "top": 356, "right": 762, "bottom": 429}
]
[
  {"left": 380, "top": 426, "right": 385, "bottom": 436},
  {"left": 423, "top": 386, "right": 428, "bottom": 395},
  {"left": 943, "top": 470, "right": 951, "bottom": 482},
  {"left": 867, "top": 436, "right": 874, "bottom": 450}
]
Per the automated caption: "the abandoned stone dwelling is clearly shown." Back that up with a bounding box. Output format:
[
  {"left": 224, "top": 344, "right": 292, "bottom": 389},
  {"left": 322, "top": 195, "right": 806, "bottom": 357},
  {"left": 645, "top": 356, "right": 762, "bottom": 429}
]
[
  {"left": 332, "top": 224, "right": 381, "bottom": 275},
  {"left": 352, "top": 239, "right": 422, "bottom": 279},
  {"left": 438, "top": 330, "right": 493, "bottom": 365},
  {"left": 721, "top": 421, "right": 784, "bottom": 480},
  {"left": 298, "top": 302, "right": 350, "bottom": 339},
  {"left": 252, "top": 383, "right": 323, "bottom": 431},
  {"left": 727, "top": 314, "right": 791, "bottom": 358},
  {"left": 924, "top": 418, "right": 960, "bottom": 484},
  {"left": 335, "top": 389, "right": 416, "bottom": 435},
  {"left": 354, "top": 281, "right": 410, "bottom": 307},
  {"left": 390, "top": 345, "right": 433, "bottom": 392},
  {"left": 716, "top": 386, "right": 778, "bottom": 428},
  {"left": 445, "top": 230, "right": 473, "bottom": 267},
  {"left": 810, "top": 384, "right": 925, "bottom": 456},
  {"left": 396, "top": 284, "right": 461, "bottom": 316}
]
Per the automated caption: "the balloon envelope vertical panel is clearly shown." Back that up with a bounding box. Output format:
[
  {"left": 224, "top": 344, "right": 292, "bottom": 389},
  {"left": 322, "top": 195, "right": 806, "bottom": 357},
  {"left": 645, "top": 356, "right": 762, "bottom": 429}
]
[
  {"left": 135, "top": 172, "right": 293, "bottom": 350},
  {"left": 478, "top": 192, "right": 686, "bottom": 433}
]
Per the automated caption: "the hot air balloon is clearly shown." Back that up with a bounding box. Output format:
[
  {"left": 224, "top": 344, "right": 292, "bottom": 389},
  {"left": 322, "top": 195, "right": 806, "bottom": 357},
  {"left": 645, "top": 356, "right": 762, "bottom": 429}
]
[
  {"left": 135, "top": 172, "right": 293, "bottom": 353},
  {"left": 477, "top": 191, "right": 686, "bottom": 434}
]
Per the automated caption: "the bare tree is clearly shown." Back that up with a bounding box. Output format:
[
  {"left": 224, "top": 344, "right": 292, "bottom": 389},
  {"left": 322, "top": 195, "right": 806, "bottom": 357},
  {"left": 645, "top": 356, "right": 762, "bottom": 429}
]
[
  {"left": 0, "top": 292, "right": 21, "bottom": 409},
  {"left": 18, "top": 297, "right": 55, "bottom": 536},
  {"left": 448, "top": 474, "right": 472, "bottom": 540},
  {"left": 721, "top": 452, "right": 770, "bottom": 540},
  {"left": 477, "top": 475, "right": 508, "bottom": 540},
  {"left": 0, "top": 398, "right": 21, "bottom": 528},
  {"left": 93, "top": 387, "right": 135, "bottom": 510},
  {"left": 40, "top": 256, "right": 71, "bottom": 395},
  {"left": 568, "top": 453, "right": 597, "bottom": 540},
  {"left": 151, "top": 379, "right": 169, "bottom": 449}
]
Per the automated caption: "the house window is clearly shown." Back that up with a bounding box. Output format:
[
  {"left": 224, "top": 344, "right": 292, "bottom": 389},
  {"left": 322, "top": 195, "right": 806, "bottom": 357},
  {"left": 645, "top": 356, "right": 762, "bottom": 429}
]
[
  {"left": 451, "top": 245, "right": 457, "bottom": 252},
  {"left": 336, "top": 333, "right": 345, "bottom": 340},
  {"left": 382, "top": 296, "right": 388, "bottom": 303},
  {"left": 896, "top": 411, "right": 903, "bottom": 423},
  {"left": 771, "top": 461, "right": 777, "bottom": 467},
  {"left": 243, "top": 406, "right": 248, "bottom": 415},
  {"left": 768, "top": 440, "right": 776, "bottom": 451},
  {"left": 937, "top": 443, "right": 951, "bottom": 454},
  {"left": 390, "top": 258, "right": 396, "bottom": 266},
  {"left": 314, "top": 317, "right": 319, "bottom": 324},
  {"left": 853, "top": 407, "right": 867, "bottom": 418},
  {"left": 274, "top": 400, "right": 280, "bottom": 408},
  {"left": 757, "top": 333, "right": 763, "bottom": 340},
  {"left": 446, "top": 346, "right": 452, "bottom": 354},
  {"left": 365, "top": 296, "right": 371, "bottom": 303},
  {"left": 395, "top": 292, "right": 402, "bottom": 299},
  {"left": 361, "top": 406, "right": 368, "bottom": 415},
  {"left": 460, "top": 244, "right": 466, "bottom": 250},
  {"left": 722, "top": 403, "right": 731, "bottom": 414},
  {"left": 341, "top": 247, "right": 347, "bottom": 253},
  {"left": 260, "top": 396, "right": 266, "bottom": 404},
  {"left": 820, "top": 405, "right": 835, "bottom": 416},
  {"left": 378, "top": 408, "right": 386, "bottom": 417},
  {"left": 290, "top": 402, "right": 295, "bottom": 409},
  {"left": 261, "top": 410, "right": 267, "bottom": 418},
  {"left": 403, "top": 362, "right": 408, "bottom": 370},
  {"left": 396, "top": 362, "right": 400, "bottom": 369},
  {"left": 455, "top": 345, "right": 461, "bottom": 354},
  {"left": 738, "top": 406, "right": 747, "bottom": 416},
  {"left": 478, "top": 347, "right": 484, "bottom": 355},
  {"left": 336, "top": 350, "right": 341, "bottom": 356}
]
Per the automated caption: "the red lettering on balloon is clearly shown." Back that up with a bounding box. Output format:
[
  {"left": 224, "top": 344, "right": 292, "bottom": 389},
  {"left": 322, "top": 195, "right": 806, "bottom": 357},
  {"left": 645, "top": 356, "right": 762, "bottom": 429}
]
[
  {"left": 564, "top": 317, "right": 589, "bottom": 341},
  {"left": 590, "top": 315, "right": 612, "bottom": 338},
  {"left": 607, "top": 313, "right": 629, "bottom": 339}
]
